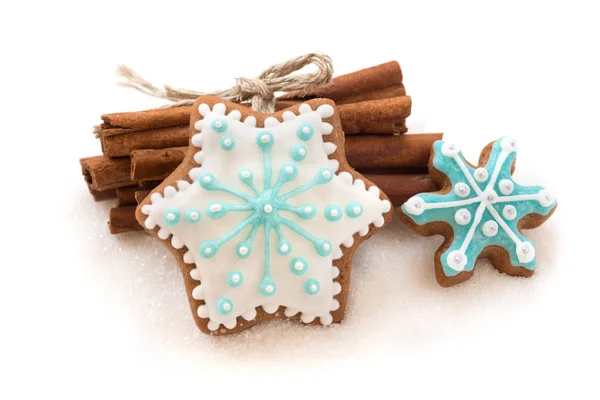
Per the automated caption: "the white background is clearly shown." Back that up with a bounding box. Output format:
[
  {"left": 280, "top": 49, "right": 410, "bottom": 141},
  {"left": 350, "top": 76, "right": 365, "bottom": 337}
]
[{"left": 1, "top": 1, "right": 598, "bottom": 398}]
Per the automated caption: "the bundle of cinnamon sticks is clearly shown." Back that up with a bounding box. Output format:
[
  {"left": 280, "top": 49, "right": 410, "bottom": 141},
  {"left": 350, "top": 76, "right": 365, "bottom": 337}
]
[{"left": 80, "top": 61, "right": 441, "bottom": 234}]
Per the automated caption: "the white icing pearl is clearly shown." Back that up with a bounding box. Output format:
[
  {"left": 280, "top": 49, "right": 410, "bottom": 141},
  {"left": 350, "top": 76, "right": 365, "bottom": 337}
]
[
  {"left": 298, "top": 148, "right": 306, "bottom": 156},
  {"left": 323, "top": 243, "right": 331, "bottom": 251},
  {"left": 166, "top": 213, "right": 176, "bottom": 221},
  {"left": 310, "top": 284, "right": 318, "bottom": 292},
  {"left": 261, "top": 134, "right": 270, "bottom": 143},
  {"left": 474, "top": 168, "right": 488, "bottom": 182},
  {"left": 353, "top": 206, "right": 361, "bottom": 214},
  {"left": 499, "top": 179, "right": 514, "bottom": 195},
  {"left": 204, "top": 248, "right": 212, "bottom": 255},
  {"left": 500, "top": 137, "right": 517, "bottom": 152},
  {"left": 538, "top": 190, "right": 555, "bottom": 207},
  {"left": 302, "top": 126, "right": 310, "bottom": 134},
  {"left": 222, "top": 302, "right": 231, "bottom": 311},
  {"left": 241, "top": 170, "right": 250, "bottom": 178},
  {"left": 454, "top": 182, "right": 470, "bottom": 198},
  {"left": 481, "top": 189, "right": 498, "bottom": 204},
  {"left": 454, "top": 208, "right": 471, "bottom": 225},
  {"left": 214, "top": 120, "right": 223, "bottom": 129},
  {"left": 265, "top": 285, "right": 274, "bottom": 294},
  {"left": 224, "top": 138, "right": 232, "bottom": 146},
  {"left": 203, "top": 176, "right": 212, "bottom": 183},
  {"left": 264, "top": 204, "right": 273, "bottom": 213},
  {"left": 231, "top": 274, "right": 240, "bottom": 283},
  {"left": 405, "top": 196, "right": 425, "bottom": 216},
  {"left": 210, "top": 204, "right": 222, "bottom": 212},
  {"left": 294, "top": 262, "right": 304, "bottom": 271},
  {"left": 517, "top": 242, "right": 535, "bottom": 263},
  {"left": 502, "top": 205, "right": 517, "bottom": 220},
  {"left": 322, "top": 170, "right": 331, "bottom": 179},
  {"left": 304, "top": 206, "right": 312, "bottom": 213},
  {"left": 330, "top": 209, "right": 339, "bottom": 217},
  {"left": 280, "top": 244, "right": 289, "bottom": 252},
  {"left": 482, "top": 220, "right": 499, "bottom": 237},
  {"left": 239, "top": 246, "right": 248, "bottom": 255},
  {"left": 285, "top": 166, "right": 293, "bottom": 174},
  {"left": 441, "top": 142, "right": 459, "bottom": 157},
  {"left": 447, "top": 250, "right": 467, "bottom": 271},
  {"left": 189, "top": 212, "right": 199, "bottom": 220}
]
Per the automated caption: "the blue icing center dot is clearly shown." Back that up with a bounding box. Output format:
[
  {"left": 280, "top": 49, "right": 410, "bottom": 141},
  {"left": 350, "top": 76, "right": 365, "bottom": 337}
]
[
  {"left": 220, "top": 135, "right": 235, "bottom": 150},
  {"left": 227, "top": 271, "right": 243, "bottom": 287},
  {"left": 290, "top": 257, "right": 308, "bottom": 275},
  {"left": 325, "top": 205, "right": 343, "bottom": 221},
  {"left": 297, "top": 123, "right": 314, "bottom": 141},
  {"left": 217, "top": 297, "right": 233, "bottom": 315},
  {"left": 163, "top": 208, "right": 180, "bottom": 226},
  {"left": 185, "top": 208, "right": 201, "bottom": 223},
  {"left": 211, "top": 118, "right": 228, "bottom": 133},
  {"left": 304, "top": 279, "right": 320, "bottom": 295},
  {"left": 292, "top": 144, "right": 308, "bottom": 161},
  {"left": 345, "top": 202, "right": 363, "bottom": 218}
]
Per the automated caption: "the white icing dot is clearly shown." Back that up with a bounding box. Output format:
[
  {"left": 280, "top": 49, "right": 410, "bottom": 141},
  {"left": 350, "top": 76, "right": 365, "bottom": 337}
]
[
  {"left": 482, "top": 220, "right": 499, "bottom": 237},
  {"left": 189, "top": 212, "right": 199, "bottom": 220},
  {"left": 304, "top": 206, "right": 312, "bottom": 213},
  {"left": 482, "top": 189, "right": 498, "bottom": 204},
  {"left": 224, "top": 138, "right": 232, "bottom": 146},
  {"left": 242, "top": 170, "right": 250, "bottom": 178},
  {"left": 441, "top": 142, "right": 459, "bottom": 157},
  {"left": 280, "top": 244, "right": 289, "bottom": 252},
  {"left": 302, "top": 126, "right": 310, "bottom": 134},
  {"left": 204, "top": 248, "right": 212, "bottom": 255},
  {"left": 502, "top": 205, "right": 517, "bottom": 220},
  {"left": 330, "top": 209, "right": 339, "bottom": 217},
  {"left": 222, "top": 302, "right": 231, "bottom": 311},
  {"left": 299, "top": 148, "right": 306, "bottom": 156},
  {"left": 214, "top": 121, "right": 223, "bottom": 128},
  {"left": 353, "top": 206, "right": 361, "bottom": 215},
  {"left": 322, "top": 171, "right": 331, "bottom": 179},
  {"left": 500, "top": 137, "right": 517, "bottom": 152},
  {"left": 166, "top": 213, "right": 176, "bottom": 221},
  {"left": 295, "top": 262, "right": 304, "bottom": 271},
  {"left": 210, "top": 204, "right": 222, "bottom": 212},
  {"left": 454, "top": 208, "right": 471, "bottom": 225},
  {"left": 285, "top": 166, "right": 293, "bottom": 174},
  {"left": 447, "top": 250, "right": 467, "bottom": 271},
  {"left": 265, "top": 285, "right": 274, "bottom": 293},
  {"left": 499, "top": 179, "right": 514, "bottom": 195},
  {"left": 454, "top": 182, "right": 470, "bottom": 198},
  {"left": 232, "top": 274, "right": 240, "bottom": 283},
  {"left": 239, "top": 246, "right": 248, "bottom": 255},
  {"left": 323, "top": 243, "right": 331, "bottom": 251},
  {"left": 310, "top": 284, "right": 318, "bottom": 292},
  {"left": 405, "top": 196, "right": 425, "bottom": 216},
  {"left": 474, "top": 168, "right": 488, "bottom": 182},
  {"left": 261, "top": 134, "right": 270, "bottom": 143},
  {"left": 264, "top": 204, "right": 273, "bottom": 213},
  {"left": 538, "top": 190, "right": 555, "bottom": 207},
  {"left": 517, "top": 242, "right": 535, "bottom": 263},
  {"left": 203, "top": 176, "right": 211, "bottom": 183}
]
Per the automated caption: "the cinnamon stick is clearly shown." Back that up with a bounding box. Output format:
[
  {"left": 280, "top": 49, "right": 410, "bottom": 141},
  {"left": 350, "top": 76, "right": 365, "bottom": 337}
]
[
  {"left": 131, "top": 147, "right": 187, "bottom": 181},
  {"left": 80, "top": 156, "right": 133, "bottom": 191},
  {"left": 279, "top": 61, "right": 405, "bottom": 103},
  {"left": 129, "top": 133, "right": 439, "bottom": 182},
  {"left": 109, "top": 206, "right": 142, "bottom": 234},
  {"left": 107, "top": 172, "right": 437, "bottom": 234},
  {"left": 345, "top": 134, "right": 442, "bottom": 169},
  {"left": 116, "top": 186, "right": 138, "bottom": 207},
  {"left": 100, "top": 97, "right": 411, "bottom": 157},
  {"left": 135, "top": 189, "right": 152, "bottom": 204},
  {"left": 339, "top": 97, "right": 411, "bottom": 134}
]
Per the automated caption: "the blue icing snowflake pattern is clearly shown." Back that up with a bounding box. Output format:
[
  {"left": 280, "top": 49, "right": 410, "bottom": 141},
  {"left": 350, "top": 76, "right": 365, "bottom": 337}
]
[
  {"left": 197, "top": 129, "right": 335, "bottom": 296},
  {"left": 402, "top": 137, "right": 556, "bottom": 277}
]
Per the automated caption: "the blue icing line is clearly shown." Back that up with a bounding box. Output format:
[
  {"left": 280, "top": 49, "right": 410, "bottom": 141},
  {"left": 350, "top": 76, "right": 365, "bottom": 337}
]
[{"left": 402, "top": 137, "right": 556, "bottom": 277}]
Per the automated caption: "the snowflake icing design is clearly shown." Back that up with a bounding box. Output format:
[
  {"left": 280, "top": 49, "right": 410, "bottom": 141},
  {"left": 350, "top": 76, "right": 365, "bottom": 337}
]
[
  {"left": 141, "top": 101, "right": 391, "bottom": 332},
  {"left": 402, "top": 137, "right": 556, "bottom": 277}
]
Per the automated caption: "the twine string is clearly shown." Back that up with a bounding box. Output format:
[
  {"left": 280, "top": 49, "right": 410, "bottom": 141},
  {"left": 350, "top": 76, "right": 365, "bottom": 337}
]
[{"left": 115, "top": 52, "right": 333, "bottom": 114}]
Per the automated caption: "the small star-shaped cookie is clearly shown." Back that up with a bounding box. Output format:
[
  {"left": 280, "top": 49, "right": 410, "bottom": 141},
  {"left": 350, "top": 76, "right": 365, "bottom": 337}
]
[{"left": 399, "top": 137, "right": 557, "bottom": 286}]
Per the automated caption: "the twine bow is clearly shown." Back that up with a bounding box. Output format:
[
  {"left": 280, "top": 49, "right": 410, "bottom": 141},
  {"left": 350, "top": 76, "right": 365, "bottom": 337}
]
[{"left": 116, "top": 53, "right": 334, "bottom": 114}]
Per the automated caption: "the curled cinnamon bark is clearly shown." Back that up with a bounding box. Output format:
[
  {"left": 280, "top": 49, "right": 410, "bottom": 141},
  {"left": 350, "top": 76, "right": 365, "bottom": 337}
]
[{"left": 80, "top": 156, "right": 133, "bottom": 191}]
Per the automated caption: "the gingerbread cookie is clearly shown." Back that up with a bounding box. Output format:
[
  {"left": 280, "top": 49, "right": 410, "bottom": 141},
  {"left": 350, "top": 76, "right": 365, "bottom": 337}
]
[
  {"left": 399, "top": 137, "right": 557, "bottom": 286},
  {"left": 137, "top": 96, "right": 392, "bottom": 334}
]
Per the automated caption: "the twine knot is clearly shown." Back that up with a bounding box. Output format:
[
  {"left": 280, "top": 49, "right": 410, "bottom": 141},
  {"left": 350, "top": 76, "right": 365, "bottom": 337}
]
[{"left": 116, "top": 53, "right": 333, "bottom": 114}]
